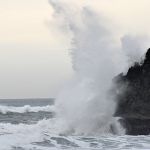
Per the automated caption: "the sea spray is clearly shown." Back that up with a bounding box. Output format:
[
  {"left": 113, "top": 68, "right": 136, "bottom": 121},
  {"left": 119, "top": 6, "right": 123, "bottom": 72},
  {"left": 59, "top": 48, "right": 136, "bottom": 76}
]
[
  {"left": 121, "top": 35, "right": 150, "bottom": 68},
  {"left": 49, "top": 0, "right": 150, "bottom": 135}
]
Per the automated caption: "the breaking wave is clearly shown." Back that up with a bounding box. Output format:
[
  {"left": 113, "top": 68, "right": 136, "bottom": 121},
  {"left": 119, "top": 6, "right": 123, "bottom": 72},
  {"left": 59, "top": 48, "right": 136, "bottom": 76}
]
[
  {"left": 0, "top": 105, "right": 55, "bottom": 114},
  {"left": 49, "top": 0, "right": 150, "bottom": 136}
]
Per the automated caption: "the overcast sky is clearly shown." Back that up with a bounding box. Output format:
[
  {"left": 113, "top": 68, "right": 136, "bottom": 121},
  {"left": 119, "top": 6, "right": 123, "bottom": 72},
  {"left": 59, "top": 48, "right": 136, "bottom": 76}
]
[
  {"left": 0, "top": 0, "right": 150, "bottom": 98},
  {"left": 0, "top": 0, "right": 73, "bottom": 98}
]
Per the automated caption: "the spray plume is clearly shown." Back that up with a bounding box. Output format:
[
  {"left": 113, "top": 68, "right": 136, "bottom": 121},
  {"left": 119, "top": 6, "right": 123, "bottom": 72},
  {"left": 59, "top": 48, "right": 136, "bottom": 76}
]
[{"left": 49, "top": 0, "right": 150, "bottom": 135}]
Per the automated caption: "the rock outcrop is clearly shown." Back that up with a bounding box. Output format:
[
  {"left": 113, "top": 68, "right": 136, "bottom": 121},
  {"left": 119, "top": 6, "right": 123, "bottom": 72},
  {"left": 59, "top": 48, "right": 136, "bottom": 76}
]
[{"left": 115, "top": 48, "right": 150, "bottom": 135}]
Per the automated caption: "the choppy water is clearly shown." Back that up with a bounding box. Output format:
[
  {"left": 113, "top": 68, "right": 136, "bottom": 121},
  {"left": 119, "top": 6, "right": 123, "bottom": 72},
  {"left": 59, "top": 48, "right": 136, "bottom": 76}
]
[{"left": 0, "top": 99, "right": 149, "bottom": 150}]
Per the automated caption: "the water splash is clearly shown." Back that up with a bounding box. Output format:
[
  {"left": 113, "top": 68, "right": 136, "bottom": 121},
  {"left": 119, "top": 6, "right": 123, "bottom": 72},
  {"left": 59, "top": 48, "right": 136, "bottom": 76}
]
[{"left": 49, "top": 0, "right": 150, "bottom": 136}]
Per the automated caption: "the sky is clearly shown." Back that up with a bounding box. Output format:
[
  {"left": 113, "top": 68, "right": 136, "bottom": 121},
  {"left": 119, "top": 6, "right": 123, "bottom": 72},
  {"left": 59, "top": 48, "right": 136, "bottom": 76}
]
[
  {"left": 0, "top": 0, "right": 150, "bottom": 98},
  {"left": 0, "top": 0, "right": 72, "bottom": 98}
]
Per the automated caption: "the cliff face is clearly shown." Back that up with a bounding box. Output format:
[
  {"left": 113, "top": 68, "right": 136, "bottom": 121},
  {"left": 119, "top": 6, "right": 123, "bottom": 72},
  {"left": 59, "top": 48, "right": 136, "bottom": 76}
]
[{"left": 115, "top": 48, "right": 150, "bottom": 135}]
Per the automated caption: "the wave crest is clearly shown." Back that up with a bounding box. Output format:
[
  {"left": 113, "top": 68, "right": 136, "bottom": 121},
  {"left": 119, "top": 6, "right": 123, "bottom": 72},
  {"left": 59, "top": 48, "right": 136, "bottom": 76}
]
[{"left": 0, "top": 105, "right": 55, "bottom": 114}]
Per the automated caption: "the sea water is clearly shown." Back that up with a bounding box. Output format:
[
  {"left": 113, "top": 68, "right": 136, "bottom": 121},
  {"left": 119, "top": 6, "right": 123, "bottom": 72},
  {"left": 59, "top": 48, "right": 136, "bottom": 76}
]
[{"left": 0, "top": 98, "right": 149, "bottom": 150}]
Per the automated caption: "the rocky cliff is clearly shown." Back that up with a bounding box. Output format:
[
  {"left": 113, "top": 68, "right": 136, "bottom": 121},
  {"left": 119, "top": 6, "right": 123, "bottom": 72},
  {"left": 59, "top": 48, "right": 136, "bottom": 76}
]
[{"left": 115, "top": 48, "right": 150, "bottom": 135}]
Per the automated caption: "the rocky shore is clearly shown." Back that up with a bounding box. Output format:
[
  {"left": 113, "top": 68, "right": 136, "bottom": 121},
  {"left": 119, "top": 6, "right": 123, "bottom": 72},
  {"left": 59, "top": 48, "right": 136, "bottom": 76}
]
[{"left": 115, "top": 48, "right": 150, "bottom": 135}]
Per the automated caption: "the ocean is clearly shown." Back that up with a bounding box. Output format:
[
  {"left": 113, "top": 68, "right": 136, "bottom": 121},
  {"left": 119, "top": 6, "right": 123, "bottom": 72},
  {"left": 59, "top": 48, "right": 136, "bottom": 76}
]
[{"left": 0, "top": 98, "right": 149, "bottom": 150}]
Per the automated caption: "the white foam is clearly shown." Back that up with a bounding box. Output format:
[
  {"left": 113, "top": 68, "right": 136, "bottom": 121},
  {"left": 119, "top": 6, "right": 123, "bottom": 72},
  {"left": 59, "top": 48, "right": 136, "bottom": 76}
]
[
  {"left": 0, "top": 119, "right": 149, "bottom": 150},
  {"left": 0, "top": 119, "right": 52, "bottom": 150},
  {"left": 0, "top": 105, "right": 55, "bottom": 114}
]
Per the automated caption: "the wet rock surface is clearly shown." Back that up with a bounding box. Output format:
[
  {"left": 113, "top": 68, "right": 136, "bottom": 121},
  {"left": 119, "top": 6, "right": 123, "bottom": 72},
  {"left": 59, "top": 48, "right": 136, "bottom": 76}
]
[{"left": 115, "top": 48, "right": 150, "bottom": 135}]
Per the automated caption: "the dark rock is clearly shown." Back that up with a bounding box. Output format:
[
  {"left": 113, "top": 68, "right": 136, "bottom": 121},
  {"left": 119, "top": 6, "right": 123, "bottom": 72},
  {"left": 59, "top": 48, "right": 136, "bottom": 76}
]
[
  {"left": 119, "top": 118, "right": 150, "bottom": 135},
  {"left": 115, "top": 48, "right": 150, "bottom": 135}
]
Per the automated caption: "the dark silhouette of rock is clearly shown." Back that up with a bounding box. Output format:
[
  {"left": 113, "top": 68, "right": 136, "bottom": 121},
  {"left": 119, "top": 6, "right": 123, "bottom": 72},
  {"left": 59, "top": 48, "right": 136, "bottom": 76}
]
[{"left": 115, "top": 48, "right": 150, "bottom": 135}]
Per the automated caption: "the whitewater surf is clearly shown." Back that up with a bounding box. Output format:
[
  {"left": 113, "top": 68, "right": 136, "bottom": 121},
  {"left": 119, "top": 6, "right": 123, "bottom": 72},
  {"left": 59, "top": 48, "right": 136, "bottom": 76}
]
[{"left": 0, "top": 99, "right": 149, "bottom": 150}]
